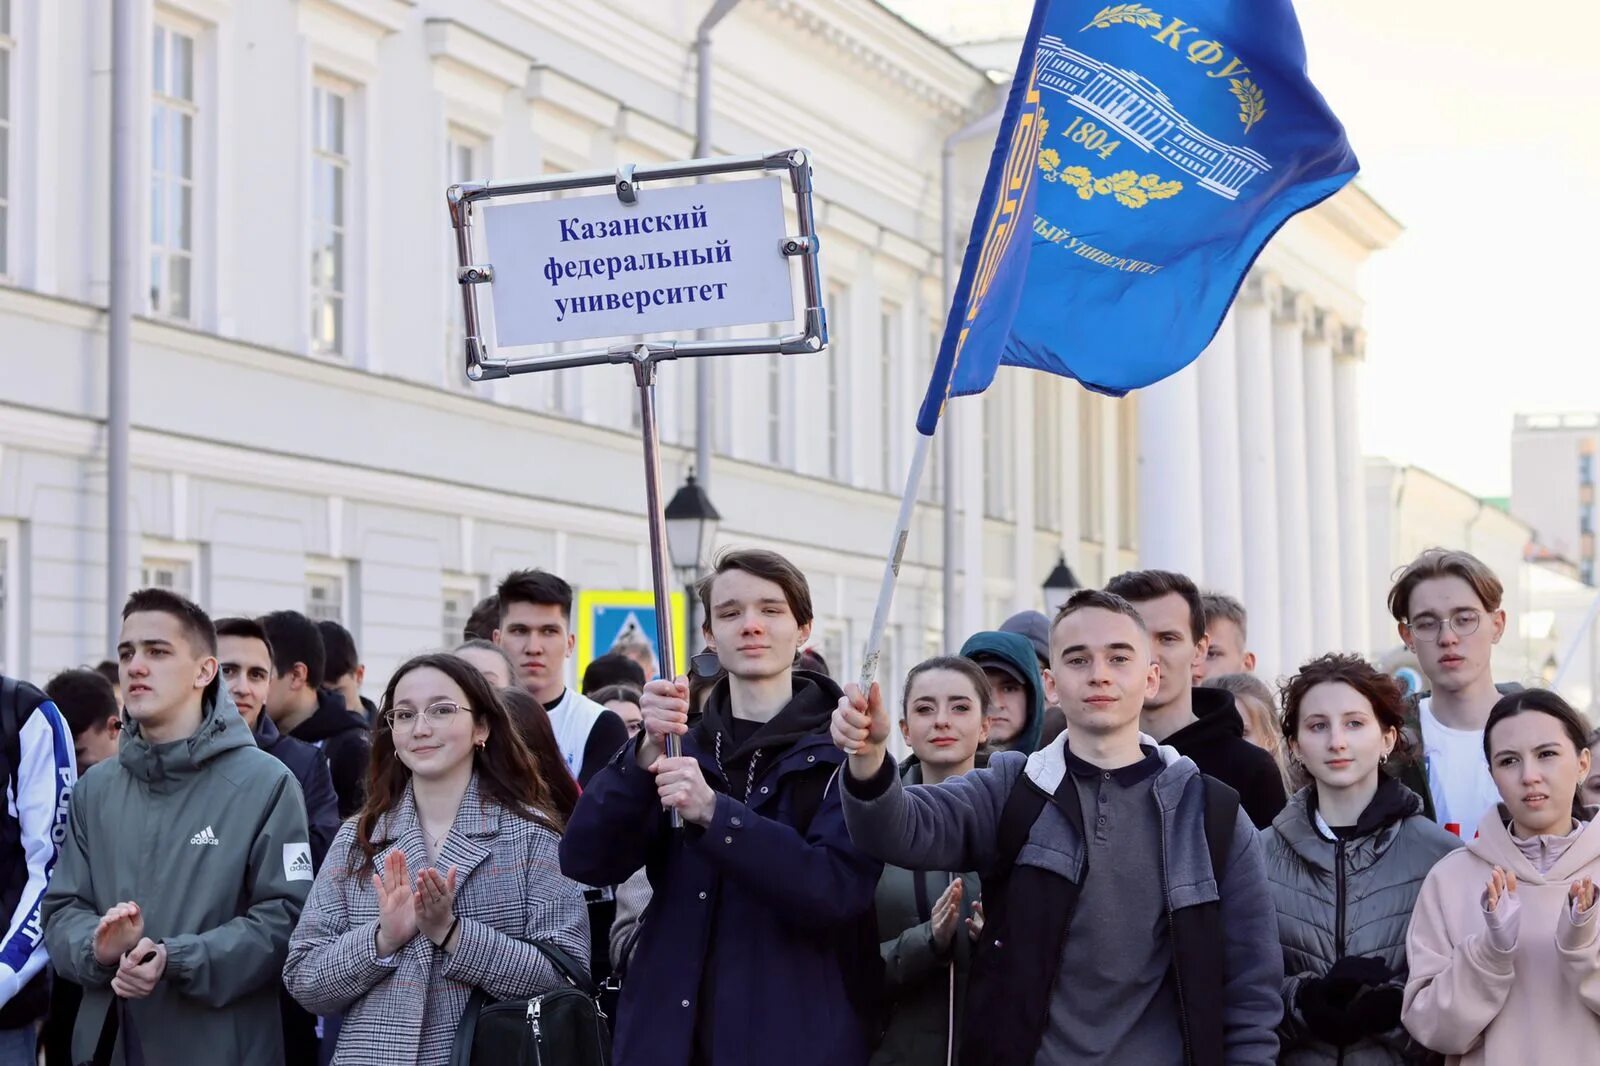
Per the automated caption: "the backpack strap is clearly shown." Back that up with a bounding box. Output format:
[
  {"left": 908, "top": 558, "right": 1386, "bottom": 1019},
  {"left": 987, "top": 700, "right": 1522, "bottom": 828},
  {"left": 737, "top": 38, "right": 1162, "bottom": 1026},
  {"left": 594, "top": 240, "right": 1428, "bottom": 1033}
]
[
  {"left": 1201, "top": 776, "right": 1240, "bottom": 883},
  {"left": 993, "top": 773, "right": 1050, "bottom": 875}
]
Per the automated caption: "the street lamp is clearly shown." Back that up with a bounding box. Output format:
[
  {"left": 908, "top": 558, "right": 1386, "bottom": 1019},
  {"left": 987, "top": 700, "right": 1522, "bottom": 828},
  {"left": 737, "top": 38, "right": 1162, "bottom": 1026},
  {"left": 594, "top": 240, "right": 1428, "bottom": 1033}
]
[
  {"left": 666, "top": 471, "right": 721, "bottom": 643},
  {"left": 1042, "top": 553, "right": 1081, "bottom": 616}
]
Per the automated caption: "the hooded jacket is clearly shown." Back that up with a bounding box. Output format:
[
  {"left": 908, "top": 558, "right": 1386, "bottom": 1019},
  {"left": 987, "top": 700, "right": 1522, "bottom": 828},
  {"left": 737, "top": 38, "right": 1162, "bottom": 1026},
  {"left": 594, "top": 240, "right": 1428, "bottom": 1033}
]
[
  {"left": 254, "top": 710, "right": 340, "bottom": 869},
  {"left": 841, "top": 731, "right": 1283, "bottom": 1066},
  {"left": 1166, "top": 687, "right": 1288, "bottom": 828},
  {"left": 560, "top": 671, "right": 882, "bottom": 1066},
  {"left": 959, "top": 631, "right": 1045, "bottom": 755},
  {"left": 1261, "top": 777, "right": 1461, "bottom": 1064},
  {"left": 1402, "top": 808, "right": 1600, "bottom": 1064},
  {"left": 41, "top": 683, "right": 311, "bottom": 1066},
  {"left": 870, "top": 759, "right": 981, "bottom": 1066},
  {"left": 290, "top": 686, "right": 371, "bottom": 819}
]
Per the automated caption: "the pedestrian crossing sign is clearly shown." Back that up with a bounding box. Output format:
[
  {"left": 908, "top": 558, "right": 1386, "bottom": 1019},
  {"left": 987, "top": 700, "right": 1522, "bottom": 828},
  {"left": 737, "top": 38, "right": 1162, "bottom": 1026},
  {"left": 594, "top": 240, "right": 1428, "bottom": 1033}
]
[{"left": 575, "top": 589, "right": 689, "bottom": 683}]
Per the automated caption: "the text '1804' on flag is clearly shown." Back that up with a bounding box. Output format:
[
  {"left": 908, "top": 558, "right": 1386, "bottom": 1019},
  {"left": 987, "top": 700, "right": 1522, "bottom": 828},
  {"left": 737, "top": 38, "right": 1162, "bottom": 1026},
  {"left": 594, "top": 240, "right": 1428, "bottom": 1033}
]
[{"left": 917, "top": 0, "right": 1359, "bottom": 434}]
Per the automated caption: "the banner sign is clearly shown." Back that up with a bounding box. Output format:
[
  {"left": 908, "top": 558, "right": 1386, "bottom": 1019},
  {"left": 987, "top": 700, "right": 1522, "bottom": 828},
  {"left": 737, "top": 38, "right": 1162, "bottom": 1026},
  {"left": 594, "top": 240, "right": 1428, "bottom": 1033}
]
[{"left": 484, "top": 178, "right": 795, "bottom": 346}]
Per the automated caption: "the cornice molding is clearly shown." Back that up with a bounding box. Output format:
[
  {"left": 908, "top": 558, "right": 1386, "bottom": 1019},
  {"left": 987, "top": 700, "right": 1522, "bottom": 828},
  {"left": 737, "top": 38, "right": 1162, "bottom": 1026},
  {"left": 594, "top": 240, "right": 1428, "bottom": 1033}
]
[{"left": 424, "top": 18, "right": 532, "bottom": 92}]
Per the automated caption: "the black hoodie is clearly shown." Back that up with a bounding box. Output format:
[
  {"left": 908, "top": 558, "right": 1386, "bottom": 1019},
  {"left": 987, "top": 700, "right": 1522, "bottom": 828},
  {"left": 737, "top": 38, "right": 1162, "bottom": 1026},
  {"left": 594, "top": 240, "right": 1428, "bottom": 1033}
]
[
  {"left": 1163, "top": 687, "right": 1287, "bottom": 829},
  {"left": 290, "top": 687, "right": 371, "bottom": 818},
  {"left": 692, "top": 669, "right": 840, "bottom": 805}
]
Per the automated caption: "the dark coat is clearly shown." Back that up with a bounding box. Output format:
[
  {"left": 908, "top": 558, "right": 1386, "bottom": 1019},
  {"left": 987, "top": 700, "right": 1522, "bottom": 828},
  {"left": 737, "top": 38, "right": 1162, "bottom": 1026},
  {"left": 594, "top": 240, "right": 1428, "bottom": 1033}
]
[
  {"left": 559, "top": 673, "right": 882, "bottom": 1066},
  {"left": 253, "top": 711, "right": 340, "bottom": 869},
  {"left": 1167, "top": 687, "right": 1288, "bottom": 828},
  {"left": 290, "top": 688, "right": 370, "bottom": 819}
]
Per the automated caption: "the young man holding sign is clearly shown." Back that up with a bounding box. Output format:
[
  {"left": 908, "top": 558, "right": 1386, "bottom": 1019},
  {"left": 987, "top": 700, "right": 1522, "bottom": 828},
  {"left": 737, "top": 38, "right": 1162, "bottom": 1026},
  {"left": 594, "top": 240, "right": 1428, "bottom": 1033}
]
[
  {"left": 833, "top": 589, "right": 1280, "bottom": 1066},
  {"left": 561, "top": 549, "right": 881, "bottom": 1066}
]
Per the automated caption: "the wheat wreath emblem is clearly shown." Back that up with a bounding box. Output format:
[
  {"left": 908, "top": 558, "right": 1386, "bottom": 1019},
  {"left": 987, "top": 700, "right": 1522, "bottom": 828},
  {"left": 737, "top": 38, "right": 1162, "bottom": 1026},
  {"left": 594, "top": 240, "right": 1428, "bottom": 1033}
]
[
  {"left": 1230, "top": 77, "right": 1267, "bottom": 134},
  {"left": 1080, "top": 4, "right": 1163, "bottom": 32},
  {"left": 1038, "top": 151, "right": 1183, "bottom": 209}
]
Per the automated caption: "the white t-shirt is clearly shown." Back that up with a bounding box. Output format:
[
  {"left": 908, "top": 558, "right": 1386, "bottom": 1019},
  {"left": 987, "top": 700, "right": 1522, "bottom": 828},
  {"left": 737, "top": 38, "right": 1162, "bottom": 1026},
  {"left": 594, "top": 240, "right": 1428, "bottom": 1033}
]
[
  {"left": 1419, "top": 696, "right": 1503, "bottom": 837},
  {"left": 547, "top": 688, "right": 607, "bottom": 781}
]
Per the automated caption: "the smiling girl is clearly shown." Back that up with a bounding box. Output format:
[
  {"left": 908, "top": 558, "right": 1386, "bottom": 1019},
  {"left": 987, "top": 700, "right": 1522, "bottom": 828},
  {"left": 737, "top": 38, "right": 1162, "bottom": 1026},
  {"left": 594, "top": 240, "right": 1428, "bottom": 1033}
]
[
  {"left": 872, "top": 657, "right": 992, "bottom": 1066},
  {"left": 1260, "top": 654, "right": 1460, "bottom": 1064},
  {"left": 1402, "top": 689, "right": 1600, "bottom": 1063}
]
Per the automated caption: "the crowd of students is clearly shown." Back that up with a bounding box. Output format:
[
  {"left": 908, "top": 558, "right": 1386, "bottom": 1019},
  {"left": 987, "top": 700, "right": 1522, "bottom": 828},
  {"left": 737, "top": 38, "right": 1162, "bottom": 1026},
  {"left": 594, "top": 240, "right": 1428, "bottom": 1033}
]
[{"left": 0, "top": 544, "right": 1595, "bottom": 1064}]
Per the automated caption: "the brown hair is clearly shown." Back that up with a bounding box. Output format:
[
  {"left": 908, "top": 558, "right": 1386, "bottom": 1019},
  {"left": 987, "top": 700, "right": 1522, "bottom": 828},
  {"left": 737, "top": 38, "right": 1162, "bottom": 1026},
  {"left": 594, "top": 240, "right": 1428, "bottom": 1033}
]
[
  {"left": 352, "top": 653, "right": 562, "bottom": 876},
  {"left": 1050, "top": 588, "right": 1149, "bottom": 642},
  {"left": 497, "top": 686, "right": 580, "bottom": 824},
  {"left": 1281, "top": 653, "right": 1414, "bottom": 763},
  {"left": 1201, "top": 591, "right": 1248, "bottom": 642},
  {"left": 1203, "top": 672, "right": 1293, "bottom": 792},
  {"left": 900, "top": 656, "right": 995, "bottom": 720},
  {"left": 697, "top": 548, "right": 814, "bottom": 629},
  {"left": 1485, "top": 689, "right": 1592, "bottom": 821},
  {"left": 1386, "top": 548, "right": 1504, "bottom": 622},
  {"left": 1105, "top": 570, "right": 1206, "bottom": 642}
]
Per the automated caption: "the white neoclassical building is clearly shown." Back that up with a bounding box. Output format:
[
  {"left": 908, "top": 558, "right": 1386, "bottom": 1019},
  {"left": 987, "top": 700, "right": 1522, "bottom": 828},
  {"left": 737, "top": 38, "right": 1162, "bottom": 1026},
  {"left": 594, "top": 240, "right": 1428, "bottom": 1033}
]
[{"left": 0, "top": 0, "right": 1396, "bottom": 702}]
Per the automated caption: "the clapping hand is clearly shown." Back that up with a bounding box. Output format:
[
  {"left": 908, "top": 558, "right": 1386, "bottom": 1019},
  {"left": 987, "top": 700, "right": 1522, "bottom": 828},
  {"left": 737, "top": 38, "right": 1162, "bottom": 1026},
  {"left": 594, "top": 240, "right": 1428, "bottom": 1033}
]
[
  {"left": 930, "top": 879, "right": 963, "bottom": 953},
  {"left": 1571, "top": 877, "right": 1597, "bottom": 914},
  {"left": 414, "top": 866, "right": 459, "bottom": 949},
  {"left": 373, "top": 850, "right": 419, "bottom": 956},
  {"left": 110, "top": 938, "right": 165, "bottom": 1000},
  {"left": 93, "top": 901, "right": 143, "bottom": 967},
  {"left": 1485, "top": 866, "right": 1518, "bottom": 912}
]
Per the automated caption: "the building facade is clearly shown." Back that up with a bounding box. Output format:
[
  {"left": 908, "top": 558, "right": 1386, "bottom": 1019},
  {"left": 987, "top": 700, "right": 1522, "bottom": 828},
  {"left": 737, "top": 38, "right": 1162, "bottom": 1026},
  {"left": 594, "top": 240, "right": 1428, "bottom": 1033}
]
[
  {"left": 2, "top": 0, "right": 1393, "bottom": 702},
  {"left": 1512, "top": 412, "right": 1599, "bottom": 587}
]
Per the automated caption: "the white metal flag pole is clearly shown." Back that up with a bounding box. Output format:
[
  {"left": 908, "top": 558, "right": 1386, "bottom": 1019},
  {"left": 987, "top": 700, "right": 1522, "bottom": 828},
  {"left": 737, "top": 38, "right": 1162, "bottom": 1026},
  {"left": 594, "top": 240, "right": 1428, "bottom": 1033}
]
[{"left": 857, "top": 431, "right": 935, "bottom": 694}]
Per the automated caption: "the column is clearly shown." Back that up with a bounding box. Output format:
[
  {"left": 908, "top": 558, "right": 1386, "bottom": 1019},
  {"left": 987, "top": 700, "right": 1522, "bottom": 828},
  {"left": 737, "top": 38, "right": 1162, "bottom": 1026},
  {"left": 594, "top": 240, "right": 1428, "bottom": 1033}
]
[
  {"left": 1303, "top": 315, "right": 1345, "bottom": 654},
  {"left": 1012, "top": 378, "right": 1036, "bottom": 613},
  {"left": 1272, "top": 288, "right": 1315, "bottom": 672},
  {"left": 1234, "top": 275, "right": 1283, "bottom": 678},
  {"left": 1196, "top": 312, "right": 1245, "bottom": 595},
  {"left": 1333, "top": 333, "right": 1372, "bottom": 655},
  {"left": 960, "top": 394, "right": 987, "bottom": 640},
  {"left": 1137, "top": 361, "right": 1206, "bottom": 577},
  {"left": 1100, "top": 397, "right": 1122, "bottom": 584}
]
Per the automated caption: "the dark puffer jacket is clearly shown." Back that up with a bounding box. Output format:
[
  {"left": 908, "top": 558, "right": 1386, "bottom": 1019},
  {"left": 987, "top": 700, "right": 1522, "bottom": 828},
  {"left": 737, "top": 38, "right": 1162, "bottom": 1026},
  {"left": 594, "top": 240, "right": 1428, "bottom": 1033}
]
[{"left": 1260, "top": 777, "right": 1460, "bottom": 1064}]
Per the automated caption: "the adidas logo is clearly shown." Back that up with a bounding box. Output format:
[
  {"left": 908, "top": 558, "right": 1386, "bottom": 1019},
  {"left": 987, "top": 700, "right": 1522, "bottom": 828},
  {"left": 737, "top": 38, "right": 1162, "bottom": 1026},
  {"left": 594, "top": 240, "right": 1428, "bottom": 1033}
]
[
  {"left": 287, "top": 852, "right": 313, "bottom": 874},
  {"left": 189, "top": 826, "right": 220, "bottom": 847}
]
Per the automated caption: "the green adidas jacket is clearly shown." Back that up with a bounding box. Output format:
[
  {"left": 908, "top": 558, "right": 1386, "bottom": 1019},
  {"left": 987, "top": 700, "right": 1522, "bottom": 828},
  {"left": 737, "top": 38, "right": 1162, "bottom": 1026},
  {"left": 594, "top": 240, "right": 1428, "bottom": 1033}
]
[{"left": 42, "top": 683, "right": 311, "bottom": 1066}]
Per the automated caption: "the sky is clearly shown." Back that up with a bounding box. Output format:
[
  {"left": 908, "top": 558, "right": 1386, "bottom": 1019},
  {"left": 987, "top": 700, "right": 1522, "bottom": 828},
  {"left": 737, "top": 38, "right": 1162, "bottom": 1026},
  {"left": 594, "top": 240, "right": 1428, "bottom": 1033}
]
[{"left": 880, "top": 0, "right": 1600, "bottom": 497}]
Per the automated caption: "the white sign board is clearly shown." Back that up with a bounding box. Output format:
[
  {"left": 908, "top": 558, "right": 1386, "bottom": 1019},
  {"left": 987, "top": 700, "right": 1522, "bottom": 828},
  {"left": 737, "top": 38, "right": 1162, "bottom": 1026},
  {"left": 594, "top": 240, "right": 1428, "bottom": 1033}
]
[{"left": 483, "top": 178, "right": 795, "bottom": 347}]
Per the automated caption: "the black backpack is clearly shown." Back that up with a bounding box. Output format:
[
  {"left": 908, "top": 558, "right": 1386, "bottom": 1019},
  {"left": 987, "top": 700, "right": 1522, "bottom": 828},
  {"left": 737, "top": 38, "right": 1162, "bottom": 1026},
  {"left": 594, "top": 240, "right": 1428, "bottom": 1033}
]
[{"left": 452, "top": 940, "right": 611, "bottom": 1066}]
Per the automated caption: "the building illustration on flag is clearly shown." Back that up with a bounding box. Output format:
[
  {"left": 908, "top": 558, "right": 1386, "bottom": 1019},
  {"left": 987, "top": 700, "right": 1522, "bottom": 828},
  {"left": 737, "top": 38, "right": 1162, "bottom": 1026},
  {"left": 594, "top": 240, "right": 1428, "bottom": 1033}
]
[{"left": 1035, "top": 36, "right": 1269, "bottom": 200}]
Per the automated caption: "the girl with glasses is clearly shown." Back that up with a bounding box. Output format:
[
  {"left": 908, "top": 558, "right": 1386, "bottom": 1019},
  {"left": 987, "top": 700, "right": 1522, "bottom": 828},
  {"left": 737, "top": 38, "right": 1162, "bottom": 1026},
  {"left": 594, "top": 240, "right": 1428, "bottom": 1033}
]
[{"left": 284, "top": 653, "right": 589, "bottom": 1065}]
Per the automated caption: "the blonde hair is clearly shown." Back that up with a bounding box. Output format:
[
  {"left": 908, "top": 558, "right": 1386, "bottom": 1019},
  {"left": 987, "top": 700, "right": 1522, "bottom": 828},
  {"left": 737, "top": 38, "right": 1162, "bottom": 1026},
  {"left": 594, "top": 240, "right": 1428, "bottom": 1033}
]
[
  {"left": 1386, "top": 548, "right": 1504, "bottom": 622},
  {"left": 1203, "top": 672, "right": 1296, "bottom": 793}
]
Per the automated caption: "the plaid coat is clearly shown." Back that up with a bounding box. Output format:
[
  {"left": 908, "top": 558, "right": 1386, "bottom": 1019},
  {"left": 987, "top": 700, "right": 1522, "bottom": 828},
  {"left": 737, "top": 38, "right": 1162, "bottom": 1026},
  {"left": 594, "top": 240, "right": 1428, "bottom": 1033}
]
[{"left": 284, "top": 775, "right": 590, "bottom": 1066}]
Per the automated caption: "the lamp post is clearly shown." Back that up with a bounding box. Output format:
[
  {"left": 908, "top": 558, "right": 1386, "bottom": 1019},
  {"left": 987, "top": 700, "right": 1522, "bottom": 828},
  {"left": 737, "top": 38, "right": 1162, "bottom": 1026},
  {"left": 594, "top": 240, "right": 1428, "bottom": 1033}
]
[
  {"left": 1042, "top": 553, "right": 1081, "bottom": 617},
  {"left": 666, "top": 471, "right": 722, "bottom": 655}
]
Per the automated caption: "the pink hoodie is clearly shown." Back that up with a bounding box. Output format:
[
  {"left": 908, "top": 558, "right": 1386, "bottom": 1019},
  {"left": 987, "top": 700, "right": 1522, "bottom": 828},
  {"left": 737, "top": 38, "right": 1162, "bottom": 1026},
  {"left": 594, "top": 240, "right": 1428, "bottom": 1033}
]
[{"left": 1402, "top": 808, "right": 1600, "bottom": 1063}]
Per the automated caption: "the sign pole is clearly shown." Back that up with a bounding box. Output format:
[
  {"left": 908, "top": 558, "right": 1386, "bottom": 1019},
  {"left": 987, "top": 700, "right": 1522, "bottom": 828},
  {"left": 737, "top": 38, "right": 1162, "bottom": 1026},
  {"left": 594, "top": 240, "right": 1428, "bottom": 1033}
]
[{"left": 632, "top": 350, "right": 685, "bottom": 828}]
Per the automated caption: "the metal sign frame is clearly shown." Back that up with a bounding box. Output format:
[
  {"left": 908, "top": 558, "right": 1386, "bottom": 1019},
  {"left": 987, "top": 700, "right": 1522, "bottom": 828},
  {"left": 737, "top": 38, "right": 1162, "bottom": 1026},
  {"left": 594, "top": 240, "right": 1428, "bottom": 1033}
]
[{"left": 445, "top": 147, "right": 827, "bottom": 381}]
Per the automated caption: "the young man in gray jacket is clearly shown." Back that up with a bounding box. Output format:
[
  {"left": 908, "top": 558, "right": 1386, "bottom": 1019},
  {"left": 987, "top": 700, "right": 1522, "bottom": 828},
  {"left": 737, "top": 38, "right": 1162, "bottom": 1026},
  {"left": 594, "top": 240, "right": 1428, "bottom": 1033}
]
[
  {"left": 42, "top": 589, "right": 312, "bottom": 1066},
  {"left": 833, "top": 589, "right": 1282, "bottom": 1066}
]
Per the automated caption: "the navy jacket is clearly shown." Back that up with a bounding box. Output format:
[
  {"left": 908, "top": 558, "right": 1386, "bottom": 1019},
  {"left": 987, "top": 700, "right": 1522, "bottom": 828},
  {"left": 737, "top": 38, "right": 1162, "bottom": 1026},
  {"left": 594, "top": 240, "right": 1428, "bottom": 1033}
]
[
  {"left": 560, "top": 673, "right": 882, "bottom": 1066},
  {"left": 254, "top": 712, "right": 340, "bottom": 870}
]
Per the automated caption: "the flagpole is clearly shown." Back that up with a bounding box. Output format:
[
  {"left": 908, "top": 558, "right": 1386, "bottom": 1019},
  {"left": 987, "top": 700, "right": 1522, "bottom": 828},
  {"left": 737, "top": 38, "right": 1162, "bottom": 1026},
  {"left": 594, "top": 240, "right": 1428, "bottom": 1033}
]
[{"left": 857, "top": 432, "right": 933, "bottom": 690}]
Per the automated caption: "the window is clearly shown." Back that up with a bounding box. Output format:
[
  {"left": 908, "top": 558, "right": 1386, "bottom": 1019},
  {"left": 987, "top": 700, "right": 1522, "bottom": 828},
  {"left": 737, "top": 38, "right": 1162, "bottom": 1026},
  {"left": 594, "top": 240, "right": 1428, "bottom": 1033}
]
[
  {"left": 1034, "top": 380, "right": 1062, "bottom": 530},
  {"left": 0, "top": 0, "right": 12, "bottom": 277},
  {"left": 310, "top": 82, "right": 350, "bottom": 355},
  {"left": 444, "top": 128, "right": 484, "bottom": 386},
  {"left": 150, "top": 23, "right": 197, "bottom": 319},
  {"left": 826, "top": 285, "right": 849, "bottom": 481},
  {"left": 140, "top": 558, "right": 194, "bottom": 597},
  {"left": 305, "top": 570, "right": 345, "bottom": 624},
  {"left": 441, "top": 577, "right": 480, "bottom": 647},
  {"left": 983, "top": 379, "right": 1011, "bottom": 519},
  {"left": 879, "top": 303, "right": 901, "bottom": 491}
]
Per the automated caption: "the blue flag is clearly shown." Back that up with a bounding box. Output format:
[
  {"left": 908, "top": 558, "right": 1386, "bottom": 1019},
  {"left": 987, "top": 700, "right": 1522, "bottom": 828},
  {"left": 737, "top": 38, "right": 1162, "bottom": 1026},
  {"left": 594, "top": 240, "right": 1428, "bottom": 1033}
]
[{"left": 917, "top": 0, "right": 1358, "bottom": 435}]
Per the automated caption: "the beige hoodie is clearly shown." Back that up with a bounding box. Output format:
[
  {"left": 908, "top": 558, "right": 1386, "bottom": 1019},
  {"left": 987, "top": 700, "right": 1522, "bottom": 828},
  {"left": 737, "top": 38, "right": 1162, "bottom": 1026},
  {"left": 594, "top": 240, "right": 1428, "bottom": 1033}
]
[{"left": 1402, "top": 808, "right": 1600, "bottom": 1063}]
